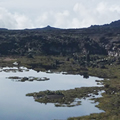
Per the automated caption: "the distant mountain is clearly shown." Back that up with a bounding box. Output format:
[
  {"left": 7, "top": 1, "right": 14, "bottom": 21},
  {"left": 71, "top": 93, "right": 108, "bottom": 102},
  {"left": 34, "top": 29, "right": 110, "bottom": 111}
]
[
  {"left": 90, "top": 19, "right": 120, "bottom": 28},
  {"left": 0, "top": 28, "right": 8, "bottom": 30},
  {"left": 107, "top": 20, "right": 120, "bottom": 27},
  {"left": 26, "top": 25, "right": 61, "bottom": 31},
  {"left": 42, "top": 25, "right": 61, "bottom": 30}
]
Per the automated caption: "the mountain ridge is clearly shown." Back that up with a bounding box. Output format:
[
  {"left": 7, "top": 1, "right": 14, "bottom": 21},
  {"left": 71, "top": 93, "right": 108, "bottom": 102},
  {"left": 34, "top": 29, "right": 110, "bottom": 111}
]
[
  {"left": 0, "top": 19, "right": 120, "bottom": 57},
  {"left": 1, "top": 19, "right": 120, "bottom": 30}
]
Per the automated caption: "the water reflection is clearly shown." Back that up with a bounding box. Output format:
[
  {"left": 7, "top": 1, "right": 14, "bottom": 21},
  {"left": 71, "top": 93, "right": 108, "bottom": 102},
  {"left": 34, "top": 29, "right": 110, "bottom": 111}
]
[
  {"left": 0, "top": 66, "right": 29, "bottom": 72},
  {"left": 0, "top": 66, "right": 104, "bottom": 120}
]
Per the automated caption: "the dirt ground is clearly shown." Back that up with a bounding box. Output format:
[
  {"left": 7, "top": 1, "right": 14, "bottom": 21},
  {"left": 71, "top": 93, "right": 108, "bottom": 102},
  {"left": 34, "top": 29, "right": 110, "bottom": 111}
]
[{"left": 3, "top": 57, "right": 16, "bottom": 61}]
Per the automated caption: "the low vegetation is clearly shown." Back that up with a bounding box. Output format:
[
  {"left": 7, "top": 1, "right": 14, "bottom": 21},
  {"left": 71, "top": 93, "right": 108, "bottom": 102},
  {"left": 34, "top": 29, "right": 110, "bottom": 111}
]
[
  {"left": 68, "top": 67, "right": 120, "bottom": 120},
  {"left": 7, "top": 76, "right": 49, "bottom": 82},
  {"left": 26, "top": 87, "right": 103, "bottom": 107}
]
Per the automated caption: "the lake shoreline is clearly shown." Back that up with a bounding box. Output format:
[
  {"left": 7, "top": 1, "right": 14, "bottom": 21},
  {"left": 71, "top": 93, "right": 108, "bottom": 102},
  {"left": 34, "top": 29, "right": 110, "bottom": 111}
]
[{"left": 0, "top": 55, "right": 120, "bottom": 119}]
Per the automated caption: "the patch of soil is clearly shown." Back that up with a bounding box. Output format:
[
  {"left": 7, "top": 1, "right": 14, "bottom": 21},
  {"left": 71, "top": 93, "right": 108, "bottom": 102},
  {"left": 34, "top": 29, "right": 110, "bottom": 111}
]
[{"left": 3, "top": 57, "right": 16, "bottom": 61}]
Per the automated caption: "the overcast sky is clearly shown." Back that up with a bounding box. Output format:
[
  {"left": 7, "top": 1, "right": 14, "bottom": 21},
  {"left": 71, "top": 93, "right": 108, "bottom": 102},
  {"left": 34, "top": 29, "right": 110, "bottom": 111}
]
[{"left": 0, "top": 0, "right": 120, "bottom": 29}]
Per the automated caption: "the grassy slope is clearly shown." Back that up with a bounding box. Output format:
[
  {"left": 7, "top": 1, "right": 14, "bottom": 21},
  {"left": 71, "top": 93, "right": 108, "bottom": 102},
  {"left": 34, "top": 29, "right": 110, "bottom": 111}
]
[{"left": 68, "top": 65, "right": 120, "bottom": 120}]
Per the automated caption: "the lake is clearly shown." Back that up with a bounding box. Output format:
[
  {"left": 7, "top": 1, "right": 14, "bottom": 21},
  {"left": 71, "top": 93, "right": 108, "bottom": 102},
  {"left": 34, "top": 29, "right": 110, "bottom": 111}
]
[{"left": 0, "top": 67, "right": 104, "bottom": 120}]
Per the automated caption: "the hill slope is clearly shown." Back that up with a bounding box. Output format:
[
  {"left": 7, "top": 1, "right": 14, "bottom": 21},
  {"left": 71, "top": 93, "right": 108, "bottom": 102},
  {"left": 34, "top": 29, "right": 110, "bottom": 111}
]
[{"left": 0, "top": 20, "right": 120, "bottom": 56}]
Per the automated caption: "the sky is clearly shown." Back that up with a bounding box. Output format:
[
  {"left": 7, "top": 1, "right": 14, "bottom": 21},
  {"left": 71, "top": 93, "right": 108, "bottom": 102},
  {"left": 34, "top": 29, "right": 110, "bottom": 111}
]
[{"left": 0, "top": 0, "right": 120, "bottom": 29}]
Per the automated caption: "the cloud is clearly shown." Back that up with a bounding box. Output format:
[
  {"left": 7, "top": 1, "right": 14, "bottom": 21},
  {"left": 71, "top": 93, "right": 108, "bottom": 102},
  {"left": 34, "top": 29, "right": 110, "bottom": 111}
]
[
  {"left": 35, "top": 12, "right": 51, "bottom": 28},
  {"left": 0, "top": 7, "right": 33, "bottom": 29},
  {"left": 34, "top": 1, "right": 120, "bottom": 29},
  {"left": 70, "top": 2, "right": 120, "bottom": 28},
  {"left": 95, "top": 2, "right": 120, "bottom": 24},
  {"left": 72, "top": 3, "right": 96, "bottom": 28},
  {"left": 0, "top": 1, "right": 120, "bottom": 29},
  {"left": 54, "top": 10, "right": 70, "bottom": 27},
  {"left": 34, "top": 10, "right": 70, "bottom": 28},
  {"left": 0, "top": 7, "right": 17, "bottom": 28},
  {"left": 14, "top": 13, "right": 34, "bottom": 29}
]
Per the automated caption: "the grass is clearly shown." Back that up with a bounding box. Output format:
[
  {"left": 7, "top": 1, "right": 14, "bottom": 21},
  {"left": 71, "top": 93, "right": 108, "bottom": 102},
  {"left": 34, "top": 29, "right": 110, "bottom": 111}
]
[
  {"left": 68, "top": 66, "right": 120, "bottom": 120},
  {"left": 26, "top": 87, "right": 103, "bottom": 107}
]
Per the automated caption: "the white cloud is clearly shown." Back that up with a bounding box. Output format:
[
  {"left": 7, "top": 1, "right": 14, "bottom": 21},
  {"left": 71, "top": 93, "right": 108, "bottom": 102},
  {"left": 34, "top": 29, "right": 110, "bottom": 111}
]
[
  {"left": 35, "top": 12, "right": 53, "bottom": 28},
  {"left": 95, "top": 2, "right": 120, "bottom": 24},
  {"left": 0, "top": 7, "right": 17, "bottom": 28},
  {"left": 54, "top": 10, "right": 70, "bottom": 27},
  {"left": 70, "top": 2, "right": 120, "bottom": 28},
  {"left": 14, "top": 13, "right": 34, "bottom": 29},
  {"left": 0, "top": 7, "right": 34, "bottom": 29},
  {"left": 34, "top": 10, "right": 70, "bottom": 28},
  {"left": 72, "top": 3, "right": 96, "bottom": 28},
  {"left": 0, "top": 1, "right": 120, "bottom": 29},
  {"left": 96, "top": 2, "right": 106, "bottom": 14}
]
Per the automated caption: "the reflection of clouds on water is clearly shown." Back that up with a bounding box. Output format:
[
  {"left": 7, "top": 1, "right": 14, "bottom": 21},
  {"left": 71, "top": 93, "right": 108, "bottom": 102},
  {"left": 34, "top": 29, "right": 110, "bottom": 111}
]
[
  {"left": 0, "top": 67, "right": 104, "bottom": 120},
  {"left": 0, "top": 66, "right": 103, "bottom": 90},
  {"left": 0, "top": 67, "right": 29, "bottom": 74}
]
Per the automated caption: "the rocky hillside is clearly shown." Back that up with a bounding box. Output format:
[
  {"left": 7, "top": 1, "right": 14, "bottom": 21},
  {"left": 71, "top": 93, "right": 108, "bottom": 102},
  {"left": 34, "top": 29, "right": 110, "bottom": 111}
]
[{"left": 0, "top": 20, "right": 120, "bottom": 57}]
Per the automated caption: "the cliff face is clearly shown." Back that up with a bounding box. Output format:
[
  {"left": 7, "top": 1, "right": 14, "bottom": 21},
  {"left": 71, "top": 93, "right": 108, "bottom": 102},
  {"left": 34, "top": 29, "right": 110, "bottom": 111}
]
[{"left": 0, "top": 20, "right": 120, "bottom": 56}]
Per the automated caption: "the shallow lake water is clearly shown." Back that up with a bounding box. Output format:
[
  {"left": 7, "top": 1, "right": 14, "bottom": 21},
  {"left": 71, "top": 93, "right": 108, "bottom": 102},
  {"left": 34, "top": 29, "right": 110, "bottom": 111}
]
[{"left": 0, "top": 67, "right": 104, "bottom": 120}]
